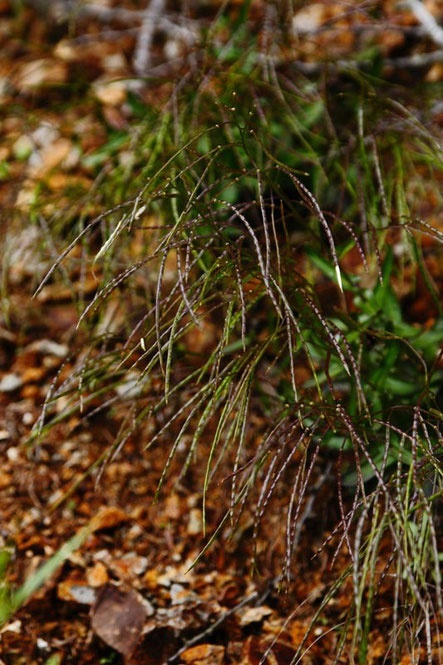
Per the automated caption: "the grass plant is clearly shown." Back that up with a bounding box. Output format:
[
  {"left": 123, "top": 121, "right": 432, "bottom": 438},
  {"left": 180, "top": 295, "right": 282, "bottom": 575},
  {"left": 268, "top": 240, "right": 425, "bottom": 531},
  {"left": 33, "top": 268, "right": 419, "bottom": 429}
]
[{"left": 3, "top": 2, "right": 442, "bottom": 661}]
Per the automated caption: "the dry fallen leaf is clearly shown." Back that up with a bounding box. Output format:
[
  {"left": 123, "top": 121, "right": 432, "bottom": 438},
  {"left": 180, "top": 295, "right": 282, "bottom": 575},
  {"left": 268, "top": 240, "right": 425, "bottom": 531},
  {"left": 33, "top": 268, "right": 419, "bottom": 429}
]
[
  {"left": 15, "top": 59, "right": 67, "bottom": 92},
  {"left": 87, "top": 562, "right": 109, "bottom": 588},
  {"left": 237, "top": 605, "right": 273, "bottom": 627},
  {"left": 21, "top": 366, "right": 46, "bottom": 384},
  {"left": 91, "top": 584, "right": 148, "bottom": 658},
  {"left": 36, "top": 276, "right": 99, "bottom": 303},
  {"left": 93, "top": 78, "right": 127, "bottom": 106},
  {"left": 28, "top": 138, "right": 72, "bottom": 178},
  {"left": 110, "top": 554, "right": 149, "bottom": 581},
  {"left": 90, "top": 506, "right": 129, "bottom": 532},
  {"left": 180, "top": 643, "right": 225, "bottom": 665}
]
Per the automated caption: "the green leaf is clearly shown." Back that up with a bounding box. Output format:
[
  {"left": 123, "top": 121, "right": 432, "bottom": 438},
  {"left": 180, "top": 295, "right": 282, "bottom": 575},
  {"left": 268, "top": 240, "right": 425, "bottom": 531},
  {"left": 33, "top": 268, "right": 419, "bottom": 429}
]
[
  {"left": 305, "top": 246, "right": 354, "bottom": 289},
  {"left": 385, "top": 377, "right": 418, "bottom": 396},
  {"left": 3, "top": 526, "right": 90, "bottom": 626},
  {"left": 82, "top": 132, "right": 129, "bottom": 169}
]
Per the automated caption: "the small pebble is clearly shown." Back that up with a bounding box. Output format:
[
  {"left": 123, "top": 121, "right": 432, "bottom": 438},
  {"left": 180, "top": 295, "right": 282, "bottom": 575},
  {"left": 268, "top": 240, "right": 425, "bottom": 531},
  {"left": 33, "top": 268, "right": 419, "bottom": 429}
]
[
  {"left": 0, "top": 373, "right": 23, "bottom": 392},
  {"left": 6, "top": 447, "right": 19, "bottom": 462}
]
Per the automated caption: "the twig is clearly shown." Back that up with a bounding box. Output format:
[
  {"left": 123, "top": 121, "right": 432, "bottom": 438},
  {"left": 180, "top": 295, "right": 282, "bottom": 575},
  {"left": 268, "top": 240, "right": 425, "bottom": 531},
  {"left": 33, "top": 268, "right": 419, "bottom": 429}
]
[
  {"left": 384, "top": 48, "right": 443, "bottom": 68},
  {"left": 82, "top": 3, "right": 197, "bottom": 44},
  {"left": 133, "top": 0, "right": 167, "bottom": 76},
  {"left": 74, "top": 2, "right": 147, "bottom": 23},
  {"left": 403, "top": 0, "right": 443, "bottom": 48},
  {"left": 165, "top": 590, "right": 259, "bottom": 663},
  {"left": 67, "top": 27, "right": 139, "bottom": 45},
  {"left": 296, "top": 22, "right": 428, "bottom": 37},
  {"left": 25, "top": 1, "right": 197, "bottom": 47},
  {"left": 261, "top": 49, "right": 443, "bottom": 75}
]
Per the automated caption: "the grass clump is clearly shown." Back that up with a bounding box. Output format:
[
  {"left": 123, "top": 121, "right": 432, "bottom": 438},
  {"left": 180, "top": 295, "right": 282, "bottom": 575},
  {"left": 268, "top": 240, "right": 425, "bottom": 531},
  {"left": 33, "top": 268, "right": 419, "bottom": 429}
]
[{"left": 3, "top": 1, "right": 442, "bottom": 661}]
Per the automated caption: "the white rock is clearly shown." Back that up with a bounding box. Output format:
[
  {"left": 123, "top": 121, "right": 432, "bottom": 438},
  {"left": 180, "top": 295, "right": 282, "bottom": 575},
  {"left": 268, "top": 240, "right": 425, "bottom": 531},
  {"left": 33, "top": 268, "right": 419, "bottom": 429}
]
[
  {"left": 6, "top": 447, "right": 19, "bottom": 462},
  {"left": 31, "top": 122, "right": 59, "bottom": 148},
  {"left": 187, "top": 508, "right": 201, "bottom": 535},
  {"left": 141, "top": 596, "right": 155, "bottom": 616},
  {"left": 292, "top": 4, "right": 324, "bottom": 33},
  {"left": 102, "top": 53, "right": 127, "bottom": 72},
  {"left": 0, "top": 620, "right": 22, "bottom": 635},
  {"left": 23, "top": 412, "right": 34, "bottom": 425},
  {"left": 69, "top": 585, "right": 97, "bottom": 605},
  {"left": 37, "top": 637, "right": 49, "bottom": 649},
  {"left": 0, "top": 373, "right": 23, "bottom": 392}
]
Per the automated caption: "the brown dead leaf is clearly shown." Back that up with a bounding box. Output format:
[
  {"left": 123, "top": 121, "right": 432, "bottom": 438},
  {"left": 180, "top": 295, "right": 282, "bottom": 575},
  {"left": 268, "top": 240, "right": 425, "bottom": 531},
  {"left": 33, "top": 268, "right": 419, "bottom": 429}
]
[
  {"left": 87, "top": 562, "right": 109, "bottom": 588},
  {"left": 93, "top": 78, "right": 127, "bottom": 106},
  {"left": 180, "top": 644, "right": 225, "bottom": 665},
  {"left": 28, "top": 138, "right": 72, "bottom": 178},
  {"left": 164, "top": 494, "right": 181, "bottom": 520},
  {"left": 103, "top": 106, "right": 128, "bottom": 130},
  {"left": 91, "top": 584, "right": 148, "bottom": 658},
  {"left": 36, "top": 276, "right": 99, "bottom": 303},
  {"left": 240, "top": 636, "right": 266, "bottom": 665},
  {"left": 366, "top": 631, "right": 387, "bottom": 665},
  {"left": 0, "top": 471, "right": 12, "bottom": 489},
  {"left": 90, "top": 506, "right": 129, "bottom": 532},
  {"left": 15, "top": 59, "right": 67, "bottom": 92},
  {"left": 183, "top": 319, "right": 217, "bottom": 356},
  {"left": 288, "top": 620, "right": 311, "bottom": 647},
  {"left": 426, "top": 63, "right": 443, "bottom": 82},
  {"left": 110, "top": 555, "right": 148, "bottom": 581},
  {"left": 21, "top": 366, "right": 46, "bottom": 384},
  {"left": 237, "top": 606, "right": 272, "bottom": 627}
]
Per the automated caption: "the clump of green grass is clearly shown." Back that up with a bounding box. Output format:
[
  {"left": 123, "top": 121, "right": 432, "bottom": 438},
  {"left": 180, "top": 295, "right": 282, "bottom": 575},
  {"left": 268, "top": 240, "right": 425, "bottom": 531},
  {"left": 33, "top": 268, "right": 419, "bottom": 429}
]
[{"left": 6, "top": 2, "right": 443, "bottom": 661}]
